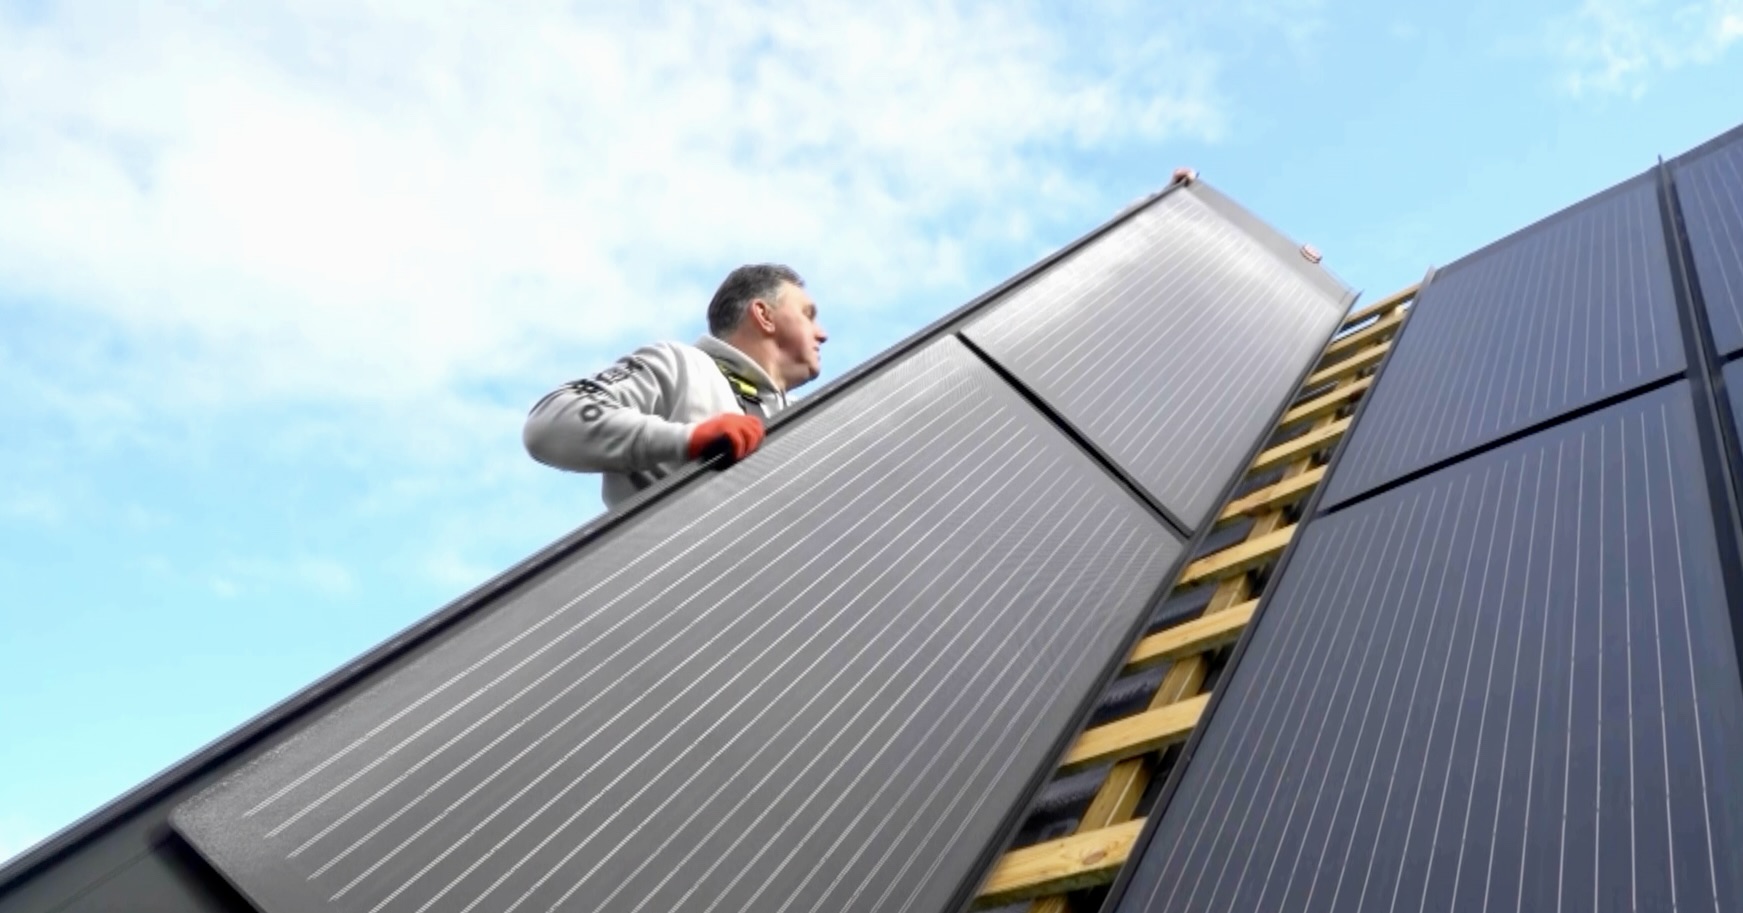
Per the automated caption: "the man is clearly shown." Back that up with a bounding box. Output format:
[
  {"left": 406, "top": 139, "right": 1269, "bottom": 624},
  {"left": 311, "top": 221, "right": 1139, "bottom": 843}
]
[{"left": 523, "top": 263, "right": 828, "bottom": 508}]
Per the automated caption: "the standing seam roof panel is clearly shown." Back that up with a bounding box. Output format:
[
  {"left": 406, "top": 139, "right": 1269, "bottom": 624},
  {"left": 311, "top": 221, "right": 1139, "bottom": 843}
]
[{"left": 1322, "top": 175, "right": 1685, "bottom": 507}]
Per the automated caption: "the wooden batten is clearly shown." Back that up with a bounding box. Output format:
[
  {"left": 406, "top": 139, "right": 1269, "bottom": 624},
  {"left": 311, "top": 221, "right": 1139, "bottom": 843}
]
[
  {"left": 1124, "top": 600, "right": 1257, "bottom": 673},
  {"left": 1304, "top": 342, "right": 1389, "bottom": 388},
  {"left": 974, "top": 819, "right": 1147, "bottom": 908}
]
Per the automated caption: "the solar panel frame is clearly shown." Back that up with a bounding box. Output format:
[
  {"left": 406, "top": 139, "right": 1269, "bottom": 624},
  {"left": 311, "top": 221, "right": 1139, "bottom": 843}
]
[{"left": 1670, "top": 124, "right": 1743, "bottom": 358}]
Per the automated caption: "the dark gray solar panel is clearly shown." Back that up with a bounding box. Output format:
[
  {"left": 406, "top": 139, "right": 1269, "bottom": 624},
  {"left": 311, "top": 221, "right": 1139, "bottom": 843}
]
[
  {"left": 962, "top": 185, "right": 1349, "bottom": 532},
  {"left": 1114, "top": 381, "right": 1743, "bottom": 913},
  {"left": 169, "top": 337, "right": 1183, "bottom": 913},
  {"left": 1673, "top": 130, "right": 1743, "bottom": 356},
  {"left": 1323, "top": 175, "right": 1685, "bottom": 506}
]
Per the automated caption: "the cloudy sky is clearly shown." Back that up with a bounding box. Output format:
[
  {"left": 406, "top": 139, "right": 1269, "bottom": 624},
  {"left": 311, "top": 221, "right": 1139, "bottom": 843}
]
[{"left": 2, "top": 0, "right": 1741, "bottom": 867}]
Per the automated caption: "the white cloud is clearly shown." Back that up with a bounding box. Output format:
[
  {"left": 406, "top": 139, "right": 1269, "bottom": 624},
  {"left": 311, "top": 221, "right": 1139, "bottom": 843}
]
[
  {"left": 0, "top": 0, "right": 1314, "bottom": 584},
  {"left": 1553, "top": 0, "right": 1743, "bottom": 97},
  {"left": 0, "top": 1, "right": 1240, "bottom": 410}
]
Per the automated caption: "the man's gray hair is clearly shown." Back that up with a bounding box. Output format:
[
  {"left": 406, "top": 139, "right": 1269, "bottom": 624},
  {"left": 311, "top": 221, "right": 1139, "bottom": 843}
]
[{"left": 706, "top": 263, "right": 805, "bottom": 337}]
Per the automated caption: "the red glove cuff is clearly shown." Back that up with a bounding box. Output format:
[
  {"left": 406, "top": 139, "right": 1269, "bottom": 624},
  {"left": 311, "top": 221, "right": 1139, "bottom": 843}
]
[{"left": 688, "top": 413, "right": 766, "bottom": 461}]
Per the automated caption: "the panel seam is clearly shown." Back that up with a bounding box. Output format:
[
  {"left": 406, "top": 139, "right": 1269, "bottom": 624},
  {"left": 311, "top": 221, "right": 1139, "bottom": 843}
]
[
  {"left": 955, "top": 331, "right": 1194, "bottom": 540},
  {"left": 1320, "top": 370, "right": 1688, "bottom": 518},
  {"left": 1655, "top": 158, "right": 1743, "bottom": 697}
]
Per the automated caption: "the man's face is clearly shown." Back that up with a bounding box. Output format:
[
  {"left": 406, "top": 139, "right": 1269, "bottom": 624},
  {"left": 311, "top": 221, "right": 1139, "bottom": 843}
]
[{"left": 761, "top": 282, "right": 827, "bottom": 389}]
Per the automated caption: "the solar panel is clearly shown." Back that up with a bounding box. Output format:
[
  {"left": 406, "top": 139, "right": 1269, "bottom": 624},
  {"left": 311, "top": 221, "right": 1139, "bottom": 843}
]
[
  {"left": 1113, "top": 381, "right": 1743, "bottom": 913},
  {"left": 1323, "top": 174, "right": 1685, "bottom": 506},
  {"left": 1672, "top": 128, "right": 1743, "bottom": 357},
  {"left": 169, "top": 337, "right": 1184, "bottom": 913},
  {"left": 962, "top": 185, "right": 1350, "bottom": 532}
]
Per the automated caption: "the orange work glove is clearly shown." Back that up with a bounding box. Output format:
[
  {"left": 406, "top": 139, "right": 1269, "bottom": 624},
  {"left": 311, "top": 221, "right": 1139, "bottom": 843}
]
[{"left": 687, "top": 413, "right": 765, "bottom": 462}]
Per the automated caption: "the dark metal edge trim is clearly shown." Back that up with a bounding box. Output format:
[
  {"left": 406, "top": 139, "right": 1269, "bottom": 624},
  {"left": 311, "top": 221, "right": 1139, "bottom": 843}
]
[
  {"left": 1657, "top": 157, "right": 1743, "bottom": 699},
  {"left": 940, "top": 512, "right": 1198, "bottom": 913},
  {"left": 1665, "top": 119, "right": 1743, "bottom": 172},
  {"left": 1425, "top": 166, "right": 1661, "bottom": 286},
  {"left": 1188, "top": 181, "right": 1360, "bottom": 310},
  {"left": 1302, "top": 264, "right": 1437, "bottom": 514}
]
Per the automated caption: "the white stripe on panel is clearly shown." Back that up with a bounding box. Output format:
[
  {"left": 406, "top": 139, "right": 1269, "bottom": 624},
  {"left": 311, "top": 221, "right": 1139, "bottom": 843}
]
[
  {"left": 320, "top": 404, "right": 1013, "bottom": 905},
  {"left": 599, "top": 475, "right": 1082, "bottom": 913},
  {"left": 247, "top": 359, "right": 964, "bottom": 827},
  {"left": 1126, "top": 522, "right": 1346, "bottom": 910},
  {"left": 1658, "top": 402, "right": 1724, "bottom": 908},
  {"left": 1120, "top": 385, "right": 1743, "bottom": 913},
  {"left": 1147, "top": 515, "right": 1383, "bottom": 912},
  {"left": 964, "top": 188, "right": 1346, "bottom": 526},
  {"left": 1244, "top": 483, "right": 1447, "bottom": 911},
  {"left": 454, "top": 442, "right": 1058, "bottom": 913},
  {"left": 1328, "top": 470, "right": 1481, "bottom": 913}
]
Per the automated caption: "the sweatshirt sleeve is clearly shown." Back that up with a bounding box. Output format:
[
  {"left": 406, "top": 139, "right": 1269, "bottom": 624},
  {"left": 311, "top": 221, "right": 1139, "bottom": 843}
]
[{"left": 522, "top": 343, "right": 698, "bottom": 474}]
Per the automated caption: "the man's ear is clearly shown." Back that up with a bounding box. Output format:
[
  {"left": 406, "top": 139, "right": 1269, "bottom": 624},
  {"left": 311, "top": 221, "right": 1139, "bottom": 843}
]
[{"left": 751, "top": 299, "right": 777, "bottom": 332}]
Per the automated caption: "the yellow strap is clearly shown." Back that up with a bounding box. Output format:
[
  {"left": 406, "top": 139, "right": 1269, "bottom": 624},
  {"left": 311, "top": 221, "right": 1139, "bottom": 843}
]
[{"left": 715, "top": 360, "right": 760, "bottom": 398}]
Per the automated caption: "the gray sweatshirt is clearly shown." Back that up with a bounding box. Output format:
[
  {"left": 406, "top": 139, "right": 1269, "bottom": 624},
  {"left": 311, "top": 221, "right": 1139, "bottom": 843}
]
[{"left": 523, "top": 335, "right": 789, "bottom": 508}]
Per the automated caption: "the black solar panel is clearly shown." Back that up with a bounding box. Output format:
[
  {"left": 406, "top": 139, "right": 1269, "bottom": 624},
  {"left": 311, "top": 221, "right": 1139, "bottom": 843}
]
[
  {"left": 1672, "top": 129, "right": 1743, "bottom": 357},
  {"left": 1113, "top": 382, "right": 1743, "bottom": 913},
  {"left": 962, "top": 186, "right": 1349, "bottom": 532},
  {"left": 169, "top": 338, "right": 1183, "bottom": 913},
  {"left": 1323, "top": 174, "right": 1685, "bottom": 506}
]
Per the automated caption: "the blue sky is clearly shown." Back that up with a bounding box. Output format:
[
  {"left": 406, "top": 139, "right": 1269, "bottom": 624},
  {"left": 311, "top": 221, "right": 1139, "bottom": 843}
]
[{"left": 2, "top": 0, "right": 1741, "bottom": 866}]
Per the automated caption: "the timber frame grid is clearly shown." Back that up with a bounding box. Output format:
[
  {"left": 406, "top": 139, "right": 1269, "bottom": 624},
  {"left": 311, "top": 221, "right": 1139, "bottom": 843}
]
[{"left": 970, "top": 284, "right": 1419, "bottom": 911}]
